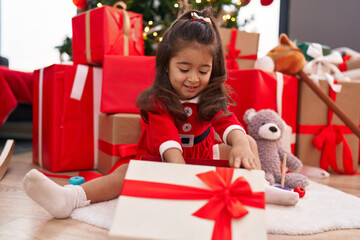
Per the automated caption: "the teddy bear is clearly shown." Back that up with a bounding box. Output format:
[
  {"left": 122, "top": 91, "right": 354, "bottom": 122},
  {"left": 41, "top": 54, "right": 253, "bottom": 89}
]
[{"left": 243, "top": 108, "right": 309, "bottom": 189}]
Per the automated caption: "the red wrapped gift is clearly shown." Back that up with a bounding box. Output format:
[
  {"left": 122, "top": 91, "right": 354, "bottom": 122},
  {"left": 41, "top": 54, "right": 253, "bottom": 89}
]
[
  {"left": 72, "top": 5, "right": 144, "bottom": 66},
  {"left": 33, "top": 64, "right": 102, "bottom": 172},
  {"left": 226, "top": 69, "right": 298, "bottom": 153},
  {"left": 101, "top": 55, "right": 155, "bottom": 113}
]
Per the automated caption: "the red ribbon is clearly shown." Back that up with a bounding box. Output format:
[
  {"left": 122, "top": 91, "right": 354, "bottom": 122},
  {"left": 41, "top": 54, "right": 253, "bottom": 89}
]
[
  {"left": 338, "top": 55, "right": 351, "bottom": 72},
  {"left": 225, "top": 28, "right": 257, "bottom": 70},
  {"left": 98, "top": 139, "right": 137, "bottom": 157},
  {"left": 312, "top": 125, "right": 353, "bottom": 173},
  {"left": 120, "top": 167, "right": 265, "bottom": 240},
  {"left": 298, "top": 84, "right": 355, "bottom": 174}
]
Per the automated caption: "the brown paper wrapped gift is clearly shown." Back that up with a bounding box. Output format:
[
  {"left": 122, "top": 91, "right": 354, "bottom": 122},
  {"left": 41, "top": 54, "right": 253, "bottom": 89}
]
[
  {"left": 219, "top": 28, "right": 259, "bottom": 70},
  {"left": 296, "top": 80, "right": 360, "bottom": 173},
  {"left": 98, "top": 113, "right": 141, "bottom": 174}
]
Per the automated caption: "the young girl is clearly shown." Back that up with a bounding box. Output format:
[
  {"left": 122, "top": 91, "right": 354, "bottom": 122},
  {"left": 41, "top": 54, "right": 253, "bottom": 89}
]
[{"left": 23, "top": 9, "right": 299, "bottom": 219}]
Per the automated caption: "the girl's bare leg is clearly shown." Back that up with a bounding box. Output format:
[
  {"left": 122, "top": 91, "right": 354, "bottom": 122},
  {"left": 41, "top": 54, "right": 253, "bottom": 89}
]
[
  {"left": 23, "top": 164, "right": 128, "bottom": 218},
  {"left": 82, "top": 164, "right": 128, "bottom": 203}
]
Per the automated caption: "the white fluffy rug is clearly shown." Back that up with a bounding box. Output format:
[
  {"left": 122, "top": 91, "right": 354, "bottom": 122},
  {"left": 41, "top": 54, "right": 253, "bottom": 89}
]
[{"left": 71, "top": 180, "right": 360, "bottom": 235}]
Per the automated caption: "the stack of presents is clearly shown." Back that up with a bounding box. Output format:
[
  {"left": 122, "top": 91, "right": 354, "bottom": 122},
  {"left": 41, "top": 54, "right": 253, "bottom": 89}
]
[{"left": 31, "top": 4, "right": 360, "bottom": 239}]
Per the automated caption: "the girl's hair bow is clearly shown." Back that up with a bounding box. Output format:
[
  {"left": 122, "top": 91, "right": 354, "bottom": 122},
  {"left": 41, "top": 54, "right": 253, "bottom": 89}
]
[{"left": 191, "top": 12, "right": 212, "bottom": 25}]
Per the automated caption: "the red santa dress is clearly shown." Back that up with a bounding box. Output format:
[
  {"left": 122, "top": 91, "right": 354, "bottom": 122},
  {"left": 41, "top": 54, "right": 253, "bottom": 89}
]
[{"left": 136, "top": 97, "right": 245, "bottom": 160}]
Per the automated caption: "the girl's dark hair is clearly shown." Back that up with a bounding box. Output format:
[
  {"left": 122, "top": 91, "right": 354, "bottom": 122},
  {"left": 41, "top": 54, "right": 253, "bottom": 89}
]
[{"left": 136, "top": 8, "right": 234, "bottom": 124}]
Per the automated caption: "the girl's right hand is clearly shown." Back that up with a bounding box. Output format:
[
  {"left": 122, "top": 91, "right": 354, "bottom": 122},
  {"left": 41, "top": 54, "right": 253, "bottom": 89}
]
[{"left": 228, "top": 145, "right": 259, "bottom": 170}]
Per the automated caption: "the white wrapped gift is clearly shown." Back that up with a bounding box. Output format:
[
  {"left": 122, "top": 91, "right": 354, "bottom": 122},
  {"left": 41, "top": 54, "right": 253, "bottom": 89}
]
[{"left": 109, "top": 160, "right": 266, "bottom": 240}]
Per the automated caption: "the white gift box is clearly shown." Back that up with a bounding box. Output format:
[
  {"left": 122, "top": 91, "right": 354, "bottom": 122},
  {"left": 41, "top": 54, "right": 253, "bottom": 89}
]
[{"left": 109, "top": 160, "right": 266, "bottom": 240}]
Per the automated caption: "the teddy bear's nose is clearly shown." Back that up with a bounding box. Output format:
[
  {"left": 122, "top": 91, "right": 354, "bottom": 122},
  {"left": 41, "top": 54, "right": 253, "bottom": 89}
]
[{"left": 269, "top": 126, "right": 278, "bottom": 133}]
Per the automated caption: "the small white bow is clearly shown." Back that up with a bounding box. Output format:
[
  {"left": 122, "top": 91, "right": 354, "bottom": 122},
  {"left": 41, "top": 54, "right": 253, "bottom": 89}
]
[
  {"left": 303, "top": 43, "right": 350, "bottom": 92},
  {"left": 191, "top": 12, "right": 212, "bottom": 24}
]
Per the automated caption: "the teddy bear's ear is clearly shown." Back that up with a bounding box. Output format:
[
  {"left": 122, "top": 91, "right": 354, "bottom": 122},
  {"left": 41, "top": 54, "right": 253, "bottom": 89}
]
[{"left": 243, "top": 108, "right": 256, "bottom": 124}]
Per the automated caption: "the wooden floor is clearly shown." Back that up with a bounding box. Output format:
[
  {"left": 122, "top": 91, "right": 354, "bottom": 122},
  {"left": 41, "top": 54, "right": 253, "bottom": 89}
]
[{"left": 1, "top": 151, "right": 360, "bottom": 240}]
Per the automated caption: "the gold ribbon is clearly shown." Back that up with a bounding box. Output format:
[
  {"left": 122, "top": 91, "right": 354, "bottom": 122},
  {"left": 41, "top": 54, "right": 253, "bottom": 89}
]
[
  {"left": 113, "top": 1, "right": 130, "bottom": 56},
  {"left": 84, "top": 1, "right": 131, "bottom": 65},
  {"left": 85, "top": 11, "right": 94, "bottom": 64}
]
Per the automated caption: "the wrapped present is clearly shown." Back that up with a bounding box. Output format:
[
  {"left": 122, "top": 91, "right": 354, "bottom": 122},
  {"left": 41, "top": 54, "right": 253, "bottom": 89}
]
[
  {"left": 33, "top": 64, "right": 102, "bottom": 172},
  {"left": 226, "top": 69, "right": 298, "bottom": 153},
  {"left": 101, "top": 55, "right": 155, "bottom": 113},
  {"left": 109, "top": 160, "right": 266, "bottom": 240},
  {"left": 219, "top": 28, "right": 259, "bottom": 70},
  {"left": 72, "top": 5, "right": 144, "bottom": 66},
  {"left": 296, "top": 79, "right": 360, "bottom": 174},
  {"left": 297, "top": 42, "right": 331, "bottom": 61},
  {"left": 98, "top": 113, "right": 141, "bottom": 174}
]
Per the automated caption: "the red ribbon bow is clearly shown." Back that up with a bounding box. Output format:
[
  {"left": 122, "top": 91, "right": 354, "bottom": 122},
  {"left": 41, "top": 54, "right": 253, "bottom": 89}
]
[
  {"left": 120, "top": 167, "right": 265, "bottom": 240},
  {"left": 338, "top": 55, "right": 351, "bottom": 72},
  {"left": 312, "top": 125, "right": 353, "bottom": 173},
  {"left": 312, "top": 85, "right": 354, "bottom": 174},
  {"left": 226, "top": 42, "right": 241, "bottom": 70}
]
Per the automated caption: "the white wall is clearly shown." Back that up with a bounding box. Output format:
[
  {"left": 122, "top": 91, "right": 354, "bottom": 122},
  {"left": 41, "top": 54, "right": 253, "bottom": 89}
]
[
  {"left": 1, "top": 0, "right": 76, "bottom": 72},
  {"left": 238, "top": 0, "right": 280, "bottom": 57}
]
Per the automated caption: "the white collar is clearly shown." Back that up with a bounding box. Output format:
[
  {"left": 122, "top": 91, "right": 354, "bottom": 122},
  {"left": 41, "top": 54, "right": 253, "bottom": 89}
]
[{"left": 180, "top": 96, "right": 200, "bottom": 104}]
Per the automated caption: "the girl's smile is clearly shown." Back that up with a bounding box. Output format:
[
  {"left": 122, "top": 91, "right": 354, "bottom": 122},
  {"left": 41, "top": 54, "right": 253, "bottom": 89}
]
[{"left": 168, "top": 46, "right": 213, "bottom": 100}]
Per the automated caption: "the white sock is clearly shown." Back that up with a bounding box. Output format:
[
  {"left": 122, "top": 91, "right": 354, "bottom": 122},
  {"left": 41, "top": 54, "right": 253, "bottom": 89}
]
[
  {"left": 23, "top": 169, "right": 90, "bottom": 218},
  {"left": 265, "top": 185, "right": 299, "bottom": 206},
  {"left": 299, "top": 165, "right": 330, "bottom": 178}
]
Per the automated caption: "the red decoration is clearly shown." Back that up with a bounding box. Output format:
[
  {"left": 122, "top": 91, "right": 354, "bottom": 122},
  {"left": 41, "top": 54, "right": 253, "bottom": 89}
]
[
  {"left": 294, "top": 186, "right": 306, "bottom": 198},
  {"left": 73, "top": 0, "right": 87, "bottom": 9},
  {"left": 260, "top": 0, "right": 274, "bottom": 6}
]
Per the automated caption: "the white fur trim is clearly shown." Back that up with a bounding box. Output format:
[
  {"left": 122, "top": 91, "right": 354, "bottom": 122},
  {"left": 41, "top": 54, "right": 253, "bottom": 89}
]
[
  {"left": 212, "top": 144, "right": 220, "bottom": 160},
  {"left": 222, "top": 125, "right": 246, "bottom": 145},
  {"left": 180, "top": 96, "right": 200, "bottom": 104},
  {"left": 159, "top": 140, "right": 183, "bottom": 162}
]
